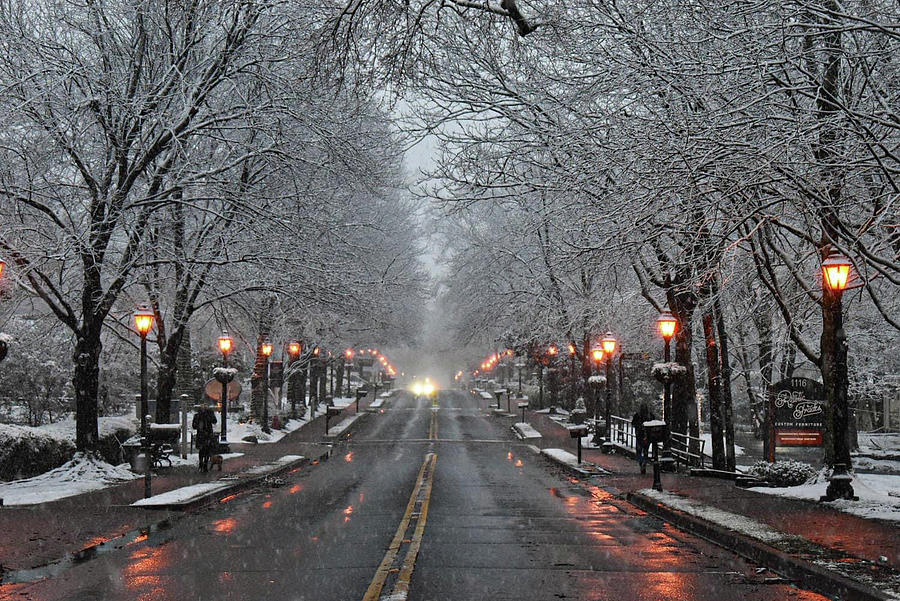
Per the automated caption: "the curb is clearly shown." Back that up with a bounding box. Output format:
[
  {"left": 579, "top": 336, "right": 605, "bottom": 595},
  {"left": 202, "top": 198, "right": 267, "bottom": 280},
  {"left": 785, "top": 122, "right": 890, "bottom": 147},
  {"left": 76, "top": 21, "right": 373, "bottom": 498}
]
[
  {"left": 135, "top": 447, "right": 332, "bottom": 512},
  {"left": 324, "top": 411, "right": 369, "bottom": 439},
  {"left": 626, "top": 491, "right": 891, "bottom": 601},
  {"left": 539, "top": 449, "right": 607, "bottom": 478}
]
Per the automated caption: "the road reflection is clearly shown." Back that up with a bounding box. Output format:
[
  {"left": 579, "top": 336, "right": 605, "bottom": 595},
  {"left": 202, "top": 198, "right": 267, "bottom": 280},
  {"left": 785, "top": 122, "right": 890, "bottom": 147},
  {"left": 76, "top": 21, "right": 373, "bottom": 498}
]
[{"left": 123, "top": 544, "right": 173, "bottom": 601}]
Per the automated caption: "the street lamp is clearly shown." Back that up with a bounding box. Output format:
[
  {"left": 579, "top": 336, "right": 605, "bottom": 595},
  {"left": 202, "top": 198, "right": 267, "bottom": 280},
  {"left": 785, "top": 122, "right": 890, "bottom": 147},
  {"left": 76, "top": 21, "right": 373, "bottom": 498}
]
[
  {"left": 0, "top": 257, "right": 5, "bottom": 280},
  {"left": 657, "top": 312, "right": 677, "bottom": 423},
  {"left": 288, "top": 341, "right": 302, "bottom": 418},
  {"left": 134, "top": 305, "right": 154, "bottom": 499},
  {"left": 260, "top": 339, "right": 273, "bottom": 433},
  {"left": 217, "top": 331, "right": 234, "bottom": 441},
  {"left": 820, "top": 250, "right": 855, "bottom": 501},
  {"left": 601, "top": 332, "right": 617, "bottom": 449},
  {"left": 345, "top": 348, "right": 354, "bottom": 396}
]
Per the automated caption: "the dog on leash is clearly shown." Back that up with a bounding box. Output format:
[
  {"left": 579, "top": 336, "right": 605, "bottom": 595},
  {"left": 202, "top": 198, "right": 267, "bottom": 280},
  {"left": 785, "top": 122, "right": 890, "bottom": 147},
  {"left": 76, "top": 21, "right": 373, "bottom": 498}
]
[{"left": 208, "top": 454, "right": 224, "bottom": 471}]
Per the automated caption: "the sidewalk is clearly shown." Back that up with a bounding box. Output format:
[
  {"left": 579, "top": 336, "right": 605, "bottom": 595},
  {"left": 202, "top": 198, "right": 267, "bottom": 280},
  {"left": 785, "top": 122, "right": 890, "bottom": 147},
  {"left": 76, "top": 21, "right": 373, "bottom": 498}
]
[
  {"left": 519, "top": 407, "right": 900, "bottom": 600},
  {"left": 0, "top": 398, "right": 373, "bottom": 575}
]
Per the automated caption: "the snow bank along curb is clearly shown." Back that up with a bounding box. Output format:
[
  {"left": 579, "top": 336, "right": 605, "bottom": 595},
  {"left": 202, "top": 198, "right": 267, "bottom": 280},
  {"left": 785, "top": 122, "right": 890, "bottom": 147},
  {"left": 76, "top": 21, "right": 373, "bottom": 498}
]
[
  {"left": 132, "top": 453, "right": 322, "bottom": 511},
  {"left": 513, "top": 422, "right": 542, "bottom": 440},
  {"left": 539, "top": 448, "right": 607, "bottom": 477},
  {"left": 367, "top": 397, "right": 387, "bottom": 411},
  {"left": 627, "top": 489, "right": 895, "bottom": 601},
  {"left": 324, "top": 412, "right": 367, "bottom": 439}
]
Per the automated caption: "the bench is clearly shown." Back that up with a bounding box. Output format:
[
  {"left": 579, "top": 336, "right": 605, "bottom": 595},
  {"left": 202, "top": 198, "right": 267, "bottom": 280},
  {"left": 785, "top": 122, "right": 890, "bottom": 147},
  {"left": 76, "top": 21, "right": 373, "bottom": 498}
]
[{"left": 124, "top": 424, "right": 182, "bottom": 469}]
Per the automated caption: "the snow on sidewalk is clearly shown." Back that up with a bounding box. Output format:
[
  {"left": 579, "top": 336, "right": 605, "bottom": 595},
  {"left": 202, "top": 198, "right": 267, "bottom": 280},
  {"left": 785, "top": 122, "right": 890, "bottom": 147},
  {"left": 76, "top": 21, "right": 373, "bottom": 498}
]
[
  {"left": 0, "top": 453, "right": 139, "bottom": 506},
  {"left": 325, "top": 414, "right": 361, "bottom": 438},
  {"left": 639, "top": 488, "right": 796, "bottom": 544},
  {"left": 541, "top": 448, "right": 581, "bottom": 467},
  {"left": 132, "top": 455, "right": 305, "bottom": 507},
  {"left": 514, "top": 422, "right": 542, "bottom": 439}
]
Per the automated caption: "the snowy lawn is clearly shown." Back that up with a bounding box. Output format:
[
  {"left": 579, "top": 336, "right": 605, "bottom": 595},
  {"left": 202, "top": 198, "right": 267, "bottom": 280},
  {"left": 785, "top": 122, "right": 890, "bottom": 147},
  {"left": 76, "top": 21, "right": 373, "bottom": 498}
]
[
  {"left": 750, "top": 472, "right": 900, "bottom": 522},
  {"left": 0, "top": 453, "right": 139, "bottom": 506},
  {"left": 699, "top": 433, "right": 745, "bottom": 457}
]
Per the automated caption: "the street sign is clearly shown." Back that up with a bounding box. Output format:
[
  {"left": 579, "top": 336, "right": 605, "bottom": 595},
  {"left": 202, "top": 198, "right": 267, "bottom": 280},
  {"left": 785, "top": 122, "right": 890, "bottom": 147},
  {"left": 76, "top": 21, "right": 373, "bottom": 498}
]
[
  {"left": 770, "top": 377, "right": 825, "bottom": 448},
  {"left": 204, "top": 378, "right": 242, "bottom": 402}
]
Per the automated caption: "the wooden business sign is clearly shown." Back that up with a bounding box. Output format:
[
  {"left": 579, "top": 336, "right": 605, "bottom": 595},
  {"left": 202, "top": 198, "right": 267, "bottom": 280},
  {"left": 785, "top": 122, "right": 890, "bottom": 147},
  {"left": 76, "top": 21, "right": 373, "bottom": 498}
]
[{"left": 771, "top": 377, "right": 825, "bottom": 449}]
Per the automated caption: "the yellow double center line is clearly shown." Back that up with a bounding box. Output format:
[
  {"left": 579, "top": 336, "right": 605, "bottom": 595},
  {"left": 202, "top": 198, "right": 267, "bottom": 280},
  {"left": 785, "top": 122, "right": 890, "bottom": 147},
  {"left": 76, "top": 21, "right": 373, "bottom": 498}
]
[{"left": 362, "top": 452, "right": 437, "bottom": 601}]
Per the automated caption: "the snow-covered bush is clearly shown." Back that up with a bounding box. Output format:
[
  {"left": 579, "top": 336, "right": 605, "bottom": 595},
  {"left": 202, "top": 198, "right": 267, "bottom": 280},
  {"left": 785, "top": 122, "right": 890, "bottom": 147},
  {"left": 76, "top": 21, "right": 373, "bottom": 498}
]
[
  {"left": 0, "top": 424, "right": 75, "bottom": 481},
  {"left": 748, "top": 460, "right": 817, "bottom": 487}
]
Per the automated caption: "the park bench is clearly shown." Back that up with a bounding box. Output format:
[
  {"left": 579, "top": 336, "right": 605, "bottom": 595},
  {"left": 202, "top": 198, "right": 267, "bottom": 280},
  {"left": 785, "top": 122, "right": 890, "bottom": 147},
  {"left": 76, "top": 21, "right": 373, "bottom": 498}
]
[{"left": 124, "top": 423, "right": 182, "bottom": 469}]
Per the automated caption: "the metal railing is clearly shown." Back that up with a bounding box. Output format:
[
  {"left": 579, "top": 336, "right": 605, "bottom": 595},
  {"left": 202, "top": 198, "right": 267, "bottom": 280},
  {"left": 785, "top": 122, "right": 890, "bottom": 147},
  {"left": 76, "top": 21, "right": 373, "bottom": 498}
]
[
  {"left": 608, "top": 415, "right": 637, "bottom": 450},
  {"left": 670, "top": 431, "right": 705, "bottom": 468}
]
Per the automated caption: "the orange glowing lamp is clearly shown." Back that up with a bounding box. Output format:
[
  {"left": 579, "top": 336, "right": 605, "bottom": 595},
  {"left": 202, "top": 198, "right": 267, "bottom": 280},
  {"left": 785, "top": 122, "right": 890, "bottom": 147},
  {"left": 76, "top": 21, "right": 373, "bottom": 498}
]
[
  {"left": 261, "top": 340, "right": 273, "bottom": 357},
  {"left": 568, "top": 343, "right": 576, "bottom": 355},
  {"left": 822, "top": 251, "right": 852, "bottom": 293},
  {"left": 601, "top": 333, "right": 617, "bottom": 355},
  {"left": 218, "top": 332, "right": 234, "bottom": 355},
  {"left": 133, "top": 305, "right": 154, "bottom": 337},
  {"left": 591, "top": 348, "right": 604, "bottom": 364},
  {"left": 345, "top": 348, "right": 354, "bottom": 359},
  {"left": 657, "top": 312, "right": 677, "bottom": 340},
  {"left": 288, "top": 341, "right": 301, "bottom": 357},
  {"left": 313, "top": 346, "right": 320, "bottom": 356},
  {"left": 547, "top": 345, "right": 558, "bottom": 356},
  {"left": 0, "top": 258, "right": 5, "bottom": 279}
]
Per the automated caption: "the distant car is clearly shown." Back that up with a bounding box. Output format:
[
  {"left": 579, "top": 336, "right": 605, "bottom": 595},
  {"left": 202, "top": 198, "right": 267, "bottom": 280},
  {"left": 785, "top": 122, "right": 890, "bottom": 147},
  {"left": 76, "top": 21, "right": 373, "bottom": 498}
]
[{"left": 411, "top": 379, "right": 437, "bottom": 398}]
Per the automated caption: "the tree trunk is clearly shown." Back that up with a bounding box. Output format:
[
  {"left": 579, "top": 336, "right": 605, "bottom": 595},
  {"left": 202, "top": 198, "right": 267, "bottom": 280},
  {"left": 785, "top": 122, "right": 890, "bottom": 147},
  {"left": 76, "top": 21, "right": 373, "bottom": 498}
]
[
  {"left": 336, "top": 357, "right": 345, "bottom": 397},
  {"left": 703, "top": 311, "right": 726, "bottom": 470},
  {"left": 73, "top": 326, "right": 102, "bottom": 451},
  {"left": 714, "top": 291, "right": 736, "bottom": 471},
  {"left": 668, "top": 291, "right": 698, "bottom": 441}
]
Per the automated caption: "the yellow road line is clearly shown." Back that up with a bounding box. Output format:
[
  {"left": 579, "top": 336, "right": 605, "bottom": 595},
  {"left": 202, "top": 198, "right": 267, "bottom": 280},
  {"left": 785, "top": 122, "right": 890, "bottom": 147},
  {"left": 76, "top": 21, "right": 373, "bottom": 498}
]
[
  {"left": 390, "top": 454, "right": 436, "bottom": 600},
  {"left": 362, "top": 453, "right": 437, "bottom": 601}
]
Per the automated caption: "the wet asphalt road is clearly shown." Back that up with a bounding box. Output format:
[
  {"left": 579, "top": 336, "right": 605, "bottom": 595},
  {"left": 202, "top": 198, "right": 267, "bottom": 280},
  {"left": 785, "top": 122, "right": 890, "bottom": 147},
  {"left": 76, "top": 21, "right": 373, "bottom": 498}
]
[{"left": 7, "top": 389, "right": 827, "bottom": 601}]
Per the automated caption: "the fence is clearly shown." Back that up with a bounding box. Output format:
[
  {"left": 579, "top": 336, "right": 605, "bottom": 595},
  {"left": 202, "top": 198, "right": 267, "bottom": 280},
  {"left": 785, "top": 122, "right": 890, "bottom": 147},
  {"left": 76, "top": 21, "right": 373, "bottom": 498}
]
[
  {"left": 608, "top": 414, "right": 637, "bottom": 450},
  {"left": 670, "top": 431, "right": 706, "bottom": 468}
]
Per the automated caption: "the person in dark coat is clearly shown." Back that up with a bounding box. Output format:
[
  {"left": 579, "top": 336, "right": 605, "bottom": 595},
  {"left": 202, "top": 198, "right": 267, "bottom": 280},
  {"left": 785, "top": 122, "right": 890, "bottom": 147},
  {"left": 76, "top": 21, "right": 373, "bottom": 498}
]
[
  {"left": 632, "top": 403, "right": 654, "bottom": 474},
  {"left": 192, "top": 404, "right": 218, "bottom": 472}
]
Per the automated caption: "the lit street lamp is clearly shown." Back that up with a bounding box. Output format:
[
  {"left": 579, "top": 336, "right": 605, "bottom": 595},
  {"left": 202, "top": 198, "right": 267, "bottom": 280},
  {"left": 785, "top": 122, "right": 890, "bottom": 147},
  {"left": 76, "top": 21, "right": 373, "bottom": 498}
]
[
  {"left": 134, "top": 305, "right": 155, "bottom": 499},
  {"left": 657, "top": 312, "right": 677, "bottom": 464},
  {"left": 601, "top": 332, "right": 617, "bottom": 449},
  {"left": 657, "top": 312, "right": 677, "bottom": 423},
  {"left": 217, "top": 331, "right": 234, "bottom": 441},
  {"left": 261, "top": 339, "right": 273, "bottom": 433},
  {"left": 288, "top": 341, "right": 302, "bottom": 418},
  {"left": 820, "top": 250, "right": 855, "bottom": 502},
  {"left": 345, "top": 348, "right": 354, "bottom": 396}
]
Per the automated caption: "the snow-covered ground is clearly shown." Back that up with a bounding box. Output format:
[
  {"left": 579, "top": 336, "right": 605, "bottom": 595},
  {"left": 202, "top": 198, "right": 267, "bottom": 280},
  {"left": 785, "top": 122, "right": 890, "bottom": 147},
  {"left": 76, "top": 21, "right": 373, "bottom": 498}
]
[
  {"left": 0, "top": 453, "right": 139, "bottom": 506},
  {"left": 699, "top": 433, "right": 745, "bottom": 457},
  {"left": 0, "top": 415, "right": 136, "bottom": 446},
  {"left": 750, "top": 472, "right": 900, "bottom": 522}
]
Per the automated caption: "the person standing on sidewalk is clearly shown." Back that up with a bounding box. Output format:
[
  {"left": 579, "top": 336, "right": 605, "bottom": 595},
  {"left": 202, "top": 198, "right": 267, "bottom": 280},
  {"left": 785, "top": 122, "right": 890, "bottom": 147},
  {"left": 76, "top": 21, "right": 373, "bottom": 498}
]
[
  {"left": 632, "top": 403, "right": 653, "bottom": 474},
  {"left": 192, "top": 404, "right": 218, "bottom": 472}
]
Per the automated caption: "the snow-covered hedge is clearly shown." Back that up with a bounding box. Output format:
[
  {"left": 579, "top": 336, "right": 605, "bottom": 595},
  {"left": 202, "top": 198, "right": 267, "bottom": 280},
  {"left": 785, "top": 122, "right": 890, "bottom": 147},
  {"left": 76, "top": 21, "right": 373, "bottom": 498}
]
[
  {"left": 748, "top": 460, "right": 817, "bottom": 487},
  {"left": 0, "top": 417, "right": 136, "bottom": 481},
  {"left": 0, "top": 424, "right": 75, "bottom": 481}
]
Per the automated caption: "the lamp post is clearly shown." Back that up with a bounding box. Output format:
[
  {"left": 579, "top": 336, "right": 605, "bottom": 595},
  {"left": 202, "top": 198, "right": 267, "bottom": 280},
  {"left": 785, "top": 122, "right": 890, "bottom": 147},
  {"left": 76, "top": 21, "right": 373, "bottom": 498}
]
[
  {"left": 601, "top": 333, "right": 617, "bottom": 449},
  {"left": 217, "top": 332, "right": 234, "bottom": 441},
  {"left": 345, "top": 348, "right": 354, "bottom": 396},
  {"left": 134, "top": 305, "right": 155, "bottom": 499},
  {"left": 590, "top": 348, "right": 604, "bottom": 445},
  {"left": 657, "top": 312, "right": 677, "bottom": 424},
  {"left": 820, "top": 251, "right": 855, "bottom": 501},
  {"left": 288, "top": 341, "right": 301, "bottom": 418},
  {"left": 261, "top": 339, "right": 273, "bottom": 433}
]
